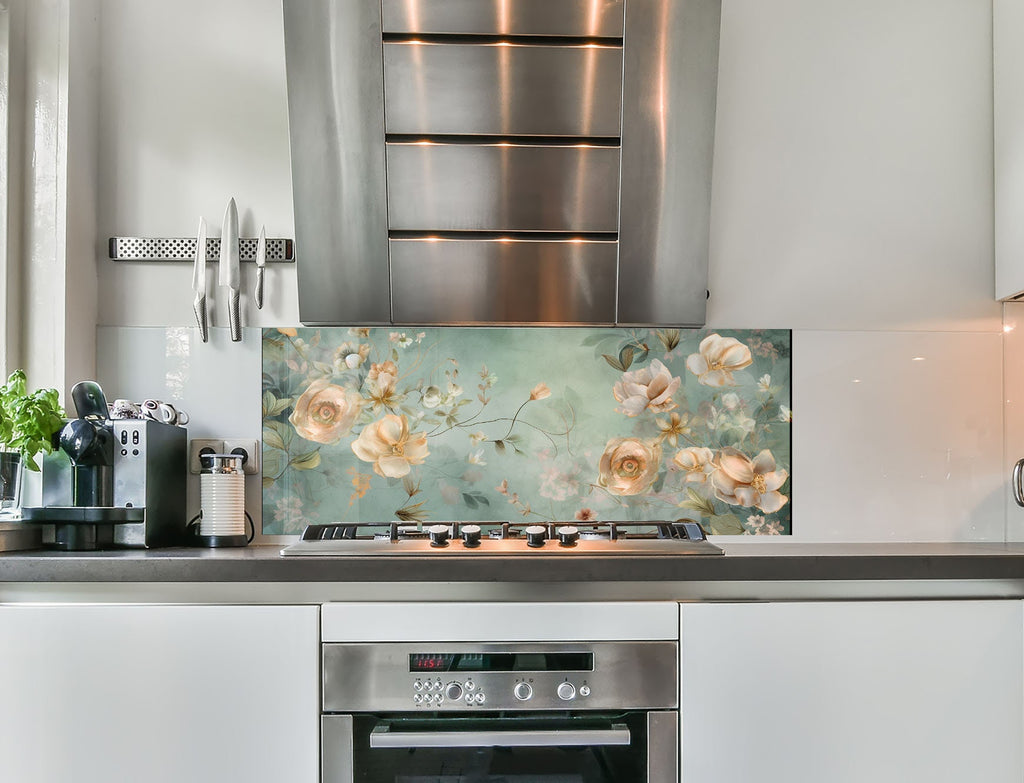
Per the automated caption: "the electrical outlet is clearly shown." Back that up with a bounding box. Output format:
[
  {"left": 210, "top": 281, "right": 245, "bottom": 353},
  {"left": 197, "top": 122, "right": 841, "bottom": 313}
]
[
  {"left": 223, "top": 438, "right": 261, "bottom": 475},
  {"left": 189, "top": 439, "right": 224, "bottom": 474}
]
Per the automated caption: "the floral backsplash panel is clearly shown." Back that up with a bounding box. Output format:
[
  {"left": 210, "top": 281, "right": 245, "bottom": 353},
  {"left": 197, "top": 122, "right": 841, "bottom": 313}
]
[{"left": 262, "top": 328, "right": 792, "bottom": 535}]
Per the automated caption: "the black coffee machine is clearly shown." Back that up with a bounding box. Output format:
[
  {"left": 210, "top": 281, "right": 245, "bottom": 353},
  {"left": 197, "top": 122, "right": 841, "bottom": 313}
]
[{"left": 22, "top": 381, "right": 187, "bottom": 550}]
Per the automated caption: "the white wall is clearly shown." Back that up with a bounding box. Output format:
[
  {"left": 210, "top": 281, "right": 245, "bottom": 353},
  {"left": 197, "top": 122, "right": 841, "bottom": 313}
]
[{"left": 91, "top": 0, "right": 1004, "bottom": 541}]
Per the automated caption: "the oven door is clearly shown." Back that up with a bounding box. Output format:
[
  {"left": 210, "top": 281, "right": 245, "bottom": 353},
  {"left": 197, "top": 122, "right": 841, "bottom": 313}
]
[{"left": 323, "top": 711, "right": 677, "bottom": 783}]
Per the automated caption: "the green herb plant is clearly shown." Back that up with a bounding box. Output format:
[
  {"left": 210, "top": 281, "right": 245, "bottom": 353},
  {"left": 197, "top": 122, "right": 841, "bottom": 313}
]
[{"left": 0, "top": 370, "right": 65, "bottom": 471}]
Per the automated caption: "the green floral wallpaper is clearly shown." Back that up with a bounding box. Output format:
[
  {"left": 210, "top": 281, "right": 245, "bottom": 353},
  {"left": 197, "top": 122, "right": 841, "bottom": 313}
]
[{"left": 262, "top": 328, "right": 792, "bottom": 535}]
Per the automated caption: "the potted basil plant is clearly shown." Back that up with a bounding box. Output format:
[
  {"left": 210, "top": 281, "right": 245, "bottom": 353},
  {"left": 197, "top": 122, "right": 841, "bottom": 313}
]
[{"left": 0, "top": 370, "right": 65, "bottom": 515}]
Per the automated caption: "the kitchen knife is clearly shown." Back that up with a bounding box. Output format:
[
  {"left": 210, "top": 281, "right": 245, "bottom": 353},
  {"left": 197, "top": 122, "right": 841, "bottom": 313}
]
[
  {"left": 219, "top": 197, "right": 241, "bottom": 342},
  {"left": 254, "top": 224, "right": 266, "bottom": 310},
  {"left": 192, "top": 217, "right": 209, "bottom": 342}
]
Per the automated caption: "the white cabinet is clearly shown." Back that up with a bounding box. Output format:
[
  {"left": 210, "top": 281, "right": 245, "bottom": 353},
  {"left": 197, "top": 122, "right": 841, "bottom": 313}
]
[
  {"left": 996, "top": 0, "right": 1024, "bottom": 299},
  {"left": 680, "top": 601, "right": 1023, "bottom": 783},
  {"left": 0, "top": 604, "right": 319, "bottom": 783}
]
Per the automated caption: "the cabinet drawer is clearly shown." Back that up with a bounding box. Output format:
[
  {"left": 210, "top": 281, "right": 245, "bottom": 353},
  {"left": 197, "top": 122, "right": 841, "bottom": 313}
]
[
  {"left": 390, "top": 238, "right": 617, "bottom": 323},
  {"left": 384, "top": 42, "right": 623, "bottom": 137},
  {"left": 381, "top": 0, "right": 625, "bottom": 37},
  {"left": 386, "top": 142, "right": 621, "bottom": 232}
]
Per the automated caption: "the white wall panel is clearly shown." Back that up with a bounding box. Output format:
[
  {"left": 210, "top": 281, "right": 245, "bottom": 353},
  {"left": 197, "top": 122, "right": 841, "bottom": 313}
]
[{"left": 791, "top": 329, "right": 1004, "bottom": 541}]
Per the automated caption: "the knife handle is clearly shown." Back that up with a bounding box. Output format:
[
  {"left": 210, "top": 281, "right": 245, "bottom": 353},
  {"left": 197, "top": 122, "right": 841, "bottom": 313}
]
[
  {"left": 193, "top": 294, "right": 209, "bottom": 343},
  {"left": 229, "top": 289, "right": 241, "bottom": 342},
  {"left": 255, "top": 267, "right": 265, "bottom": 310}
]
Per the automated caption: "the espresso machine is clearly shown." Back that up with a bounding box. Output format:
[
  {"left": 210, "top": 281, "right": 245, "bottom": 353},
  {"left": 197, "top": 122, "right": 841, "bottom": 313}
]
[{"left": 22, "top": 381, "right": 187, "bottom": 550}]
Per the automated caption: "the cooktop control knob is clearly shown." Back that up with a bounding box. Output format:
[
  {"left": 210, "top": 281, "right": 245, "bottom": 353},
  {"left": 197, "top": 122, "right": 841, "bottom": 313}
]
[
  {"left": 557, "top": 682, "right": 576, "bottom": 701},
  {"left": 525, "top": 525, "right": 547, "bottom": 548},
  {"left": 461, "top": 524, "right": 482, "bottom": 548},
  {"left": 513, "top": 682, "right": 533, "bottom": 701},
  {"left": 556, "top": 525, "right": 579, "bottom": 546},
  {"left": 427, "top": 524, "right": 450, "bottom": 547},
  {"left": 445, "top": 682, "right": 464, "bottom": 702}
]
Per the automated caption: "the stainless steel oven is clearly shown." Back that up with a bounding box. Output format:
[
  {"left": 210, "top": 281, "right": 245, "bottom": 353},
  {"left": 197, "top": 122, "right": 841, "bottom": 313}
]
[{"left": 321, "top": 640, "right": 678, "bottom": 782}]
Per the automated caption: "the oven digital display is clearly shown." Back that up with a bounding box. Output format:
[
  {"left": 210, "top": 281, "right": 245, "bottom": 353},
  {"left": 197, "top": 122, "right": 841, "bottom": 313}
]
[{"left": 409, "top": 652, "right": 594, "bottom": 673}]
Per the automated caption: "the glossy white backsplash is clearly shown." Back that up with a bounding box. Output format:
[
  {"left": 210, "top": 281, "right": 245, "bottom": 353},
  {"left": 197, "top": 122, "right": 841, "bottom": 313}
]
[
  {"left": 97, "top": 326, "right": 1007, "bottom": 543},
  {"left": 96, "top": 327, "right": 266, "bottom": 535},
  {"left": 1003, "top": 302, "right": 1024, "bottom": 541}
]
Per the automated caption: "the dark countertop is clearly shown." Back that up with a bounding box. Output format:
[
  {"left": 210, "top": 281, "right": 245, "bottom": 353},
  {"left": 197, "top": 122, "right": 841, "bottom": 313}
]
[{"left": 3, "top": 541, "right": 1024, "bottom": 583}]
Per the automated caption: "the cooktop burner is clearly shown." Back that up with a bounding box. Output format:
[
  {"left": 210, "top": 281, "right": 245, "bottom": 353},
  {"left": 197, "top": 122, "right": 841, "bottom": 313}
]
[{"left": 280, "top": 520, "right": 724, "bottom": 556}]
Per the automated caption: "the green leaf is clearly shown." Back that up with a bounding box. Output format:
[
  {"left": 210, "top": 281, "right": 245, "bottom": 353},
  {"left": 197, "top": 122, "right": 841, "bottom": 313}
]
[
  {"left": 493, "top": 440, "right": 506, "bottom": 454},
  {"left": 602, "top": 354, "right": 625, "bottom": 371},
  {"left": 618, "top": 345, "right": 635, "bottom": 371},
  {"left": 0, "top": 371, "right": 65, "bottom": 471},
  {"left": 679, "top": 487, "right": 716, "bottom": 517},
  {"left": 261, "top": 449, "right": 286, "bottom": 481},
  {"left": 290, "top": 450, "right": 322, "bottom": 471},
  {"left": 707, "top": 513, "right": 745, "bottom": 536},
  {"left": 262, "top": 423, "right": 287, "bottom": 451},
  {"left": 462, "top": 492, "right": 479, "bottom": 509},
  {"left": 655, "top": 329, "right": 680, "bottom": 351}
]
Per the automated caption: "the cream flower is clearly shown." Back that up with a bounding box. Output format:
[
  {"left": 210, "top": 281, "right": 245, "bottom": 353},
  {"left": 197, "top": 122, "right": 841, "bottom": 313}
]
[
  {"left": 289, "top": 380, "right": 362, "bottom": 444},
  {"left": 420, "top": 386, "right": 441, "bottom": 409},
  {"left": 612, "top": 359, "right": 681, "bottom": 417},
  {"left": 686, "top": 334, "right": 753, "bottom": 387},
  {"left": 673, "top": 446, "right": 715, "bottom": 483},
  {"left": 368, "top": 361, "right": 398, "bottom": 389},
  {"left": 656, "top": 412, "right": 693, "bottom": 446},
  {"left": 597, "top": 438, "right": 662, "bottom": 496},
  {"left": 530, "top": 383, "right": 551, "bottom": 401},
  {"left": 710, "top": 447, "right": 788, "bottom": 513},
  {"left": 351, "top": 414, "right": 429, "bottom": 478}
]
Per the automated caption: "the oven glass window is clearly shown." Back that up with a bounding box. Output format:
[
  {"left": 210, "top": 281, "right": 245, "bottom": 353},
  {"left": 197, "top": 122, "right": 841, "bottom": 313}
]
[{"left": 349, "top": 713, "right": 648, "bottom": 783}]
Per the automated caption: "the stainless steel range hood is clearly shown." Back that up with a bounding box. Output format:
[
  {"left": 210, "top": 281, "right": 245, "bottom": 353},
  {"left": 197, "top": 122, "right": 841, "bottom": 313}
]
[{"left": 283, "top": 0, "right": 721, "bottom": 326}]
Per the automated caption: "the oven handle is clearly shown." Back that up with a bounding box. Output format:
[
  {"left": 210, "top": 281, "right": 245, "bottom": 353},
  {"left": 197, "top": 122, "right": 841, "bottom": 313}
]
[{"left": 369, "top": 722, "right": 631, "bottom": 749}]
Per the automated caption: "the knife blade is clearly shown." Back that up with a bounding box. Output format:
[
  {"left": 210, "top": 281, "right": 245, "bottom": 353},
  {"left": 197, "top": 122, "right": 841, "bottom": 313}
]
[
  {"left": 254, "top": 224, "right": 266, "bottom": 310},
  {"left": 192, "top": 217, "right": 209, "bottom": 342},
  {"left": 219, "top": 197, "right": 241, "bottom": 342}
]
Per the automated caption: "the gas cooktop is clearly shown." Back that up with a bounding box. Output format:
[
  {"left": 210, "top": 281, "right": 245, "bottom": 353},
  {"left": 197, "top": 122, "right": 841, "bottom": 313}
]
[{"left": 280, "top": 520, "right": 723, "bottom": 557}]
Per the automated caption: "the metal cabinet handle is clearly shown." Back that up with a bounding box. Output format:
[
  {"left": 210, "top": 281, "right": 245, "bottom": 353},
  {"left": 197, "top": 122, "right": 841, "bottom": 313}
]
[
  {"left": 369, "top": 723, "right": 631, "bottom": 749},
  {"left": 1014, "top": 459, "right": 1024, "bottom": 507}
]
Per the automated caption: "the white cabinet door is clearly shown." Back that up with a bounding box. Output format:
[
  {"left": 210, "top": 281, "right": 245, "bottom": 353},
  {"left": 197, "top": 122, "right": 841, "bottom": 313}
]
[
  {"left": 0, "top": 604, "right": 319, "bottom": 783},
  {"left": 996, "top": 0, "right": 1024, "bottom": 299},
  {"left": 680, "top": 601, "right": 1023, "bottom": 783}
]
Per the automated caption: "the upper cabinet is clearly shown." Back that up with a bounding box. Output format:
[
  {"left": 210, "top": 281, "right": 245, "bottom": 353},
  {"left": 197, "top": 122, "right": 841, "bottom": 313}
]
[
  {"left": 283, "top": 0, "right": 721, "bottom": 326},
  {"left": 996, "top": 0, "right": 1024, "bottom": 300}
]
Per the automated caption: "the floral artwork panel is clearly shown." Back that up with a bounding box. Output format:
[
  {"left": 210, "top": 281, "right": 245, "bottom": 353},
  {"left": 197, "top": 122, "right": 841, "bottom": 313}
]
[{"left": 262, "top": 328, "right": 792, "bottom": 536}]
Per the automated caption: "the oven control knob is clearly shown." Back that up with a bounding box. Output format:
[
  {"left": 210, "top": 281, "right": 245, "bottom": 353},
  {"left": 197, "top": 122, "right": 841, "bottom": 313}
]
[
  {"left": 427, "top": 524, "right": 450, "bottom": 547},
  {"left": 525, "top": 525, "right": 547, "bottom": 548},
  {"left": 556, "top": 525, "right": 579, "bottom": 546},
  {"left": 461, "top": 524, "right": 482, "bottom": 548},
  {"left": 557, "top": 682, "right": 576, "bottom": 701},
  {"left": 445, "top": 682, "right": 464, "bottom": 701},
  {"left": 579, "top": 685, "right": 591, "bottom": 697},
  {"left": 513, "top": 682, "right": 533, "bottom": 701}
]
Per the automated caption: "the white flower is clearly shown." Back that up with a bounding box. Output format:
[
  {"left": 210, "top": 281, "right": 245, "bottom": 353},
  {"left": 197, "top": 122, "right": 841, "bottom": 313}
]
[
  {"left": 758, "top": 374, "right": 772, "bottom": 392},
  {"left": 612, "top": 359, "right": 681, "bottom": 417},
  {"left": 446, "top": 380, "right": 463, "bottom": 399},
  {"left": 421, "top": 385, "right": 442, "bottom": 409},
  {"left": 686, "top": 334, "right": 753, "bottom": 387},
  {"left": 722, "top": 392, "right": 740, "bottom": 411},
  {"left": 469, "top": 431, "right": 487, "bottom": 446},
  {"left": 778, "top": 405, "right": 792, "bottom": 422},
  {"left": 389, "top": 332, "right": 414, "bottom": 347},
  {"left": 467, "top": 449, "right": 487, "bottom": 466},
  {"left": 711, "top": 448, "right": 789, "bottom": 514},
  {"left": 673, "top": 447, "right": 715, "bottom": 483}
]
